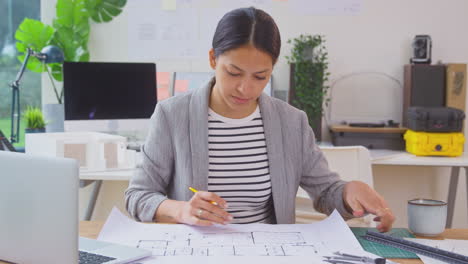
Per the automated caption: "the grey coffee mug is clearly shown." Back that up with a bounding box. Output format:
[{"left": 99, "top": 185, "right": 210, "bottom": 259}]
[{"left": 407, "top": 198, "right": 447, "bottom": 236}]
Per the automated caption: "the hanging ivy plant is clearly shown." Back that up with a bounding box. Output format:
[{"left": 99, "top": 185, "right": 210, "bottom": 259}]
[
  {"left": 286, "top": 34, "right": 331, "bottom": 130},
  {"left": 14, "top": 0, "right": 127, "bottom": 104}
]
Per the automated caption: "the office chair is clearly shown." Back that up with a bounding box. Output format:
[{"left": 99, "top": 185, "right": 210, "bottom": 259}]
[{"left": 296, "top": 145, "right": 376, "bottom": 227}]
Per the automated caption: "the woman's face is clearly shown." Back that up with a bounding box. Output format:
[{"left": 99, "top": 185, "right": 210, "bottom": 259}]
[{"left": 209, "top": 44, "right": 273, "bottom": 117}]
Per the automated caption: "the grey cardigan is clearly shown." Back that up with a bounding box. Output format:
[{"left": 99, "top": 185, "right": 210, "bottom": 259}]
[{"left": 125, "top": 80, "right": 354, "bottom": 223}]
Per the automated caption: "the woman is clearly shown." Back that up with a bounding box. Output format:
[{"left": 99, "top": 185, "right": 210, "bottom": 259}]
[{"left": 125, "top": 7, "right": 395, "bottom": 232}]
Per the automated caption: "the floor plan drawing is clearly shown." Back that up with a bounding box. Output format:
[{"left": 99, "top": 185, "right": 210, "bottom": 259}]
[
  {"left": 135, "top": 231, "right": 319, "bottom": 256},
  {"left": 98, "top": 208, "right": 380, "bottom": 263}
]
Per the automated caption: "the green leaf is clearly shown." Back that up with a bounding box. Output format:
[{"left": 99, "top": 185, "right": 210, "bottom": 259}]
[
  {"left": 75, "top": 46, "right": 90, "bottom": 61},
  {"left": 74, "top": 0, "right": 90, "bottom": 24},
  {"left": 55, "top": 0, "right": 89, "bottom": 26},
  {"left": 86, "top": 0, "right": 127, "bottom": 23},
  {"left": 46, "top": 0, "right": 90, "bottom": 82},
  {"left": 54, "top": 0, "right": 90, "bottom": 48},
  {"left": 48, "top": 23, "right": 88, "bottom": 83},
  {"left": 51, "top": 27, "right": 74, "bottom": 61},
  {"left": 55, "top": 0, "right": 74, "bottom": 27},
  {"left": 15, "top": 18, "right": 55, "bottom": 73},
  {"left": 51, "top": 26, "right": 89, "bottom": 63},
  {"left": 17, "top": 54, "right": 46, "bottom": 73}
]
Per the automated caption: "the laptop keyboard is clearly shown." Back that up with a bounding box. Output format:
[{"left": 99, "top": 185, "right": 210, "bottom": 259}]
[{"left": 79, "top": 251, "right": 116, "bottom": 264}]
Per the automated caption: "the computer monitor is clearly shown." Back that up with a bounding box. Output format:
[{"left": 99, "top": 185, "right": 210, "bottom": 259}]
[{"left": 63, "top": 62, "right": 157, "bottom": 138}]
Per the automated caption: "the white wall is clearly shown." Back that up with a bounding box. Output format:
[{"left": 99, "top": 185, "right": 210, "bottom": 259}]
[
  {"left": 42, "top": 0, "right": 468, "bottom": 227},
  {"left": 42, "top": 0, "right": 468, "bottom": 137},
  {"left": 42, "top": 0, "right": 468, "bottom": 104}
]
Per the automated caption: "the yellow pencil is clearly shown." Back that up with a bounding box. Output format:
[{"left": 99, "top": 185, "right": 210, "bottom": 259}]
[{"left": 189, "top": 187, "right": 219, "bottom": 206}]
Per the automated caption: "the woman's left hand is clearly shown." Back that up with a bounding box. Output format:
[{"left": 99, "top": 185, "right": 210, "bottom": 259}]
[{"left": 343, "top": 181, "right": 395, "bottom": 232}]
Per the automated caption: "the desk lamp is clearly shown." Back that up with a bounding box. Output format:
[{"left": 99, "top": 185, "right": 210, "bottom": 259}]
[{"left": 9, "top": 45, "right": 64, "bottom": 143}]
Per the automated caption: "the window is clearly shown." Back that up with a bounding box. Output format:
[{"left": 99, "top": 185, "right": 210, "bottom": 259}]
[{"left": 0, "top": 0, "right": 41, "bottom": 148}]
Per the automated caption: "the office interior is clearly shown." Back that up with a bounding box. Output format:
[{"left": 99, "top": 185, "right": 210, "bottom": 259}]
[{"left": 34, "top": 0, "right": 468, "bottom": 228}]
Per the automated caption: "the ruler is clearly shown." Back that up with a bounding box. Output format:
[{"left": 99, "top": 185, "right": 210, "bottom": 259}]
[{"left": 363, "top": 231, "right": 468, "bottom": 264}]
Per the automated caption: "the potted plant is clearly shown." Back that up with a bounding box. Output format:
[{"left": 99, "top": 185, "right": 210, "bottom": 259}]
[
  {"left": 286, "top": 34, "right": 331, "bottom": 141},
  {"left": 23, "top": 106, "right": 47, "bottom": 133},
  {"left": 14, "top": 0, "right": 127, "bottom": 132}
]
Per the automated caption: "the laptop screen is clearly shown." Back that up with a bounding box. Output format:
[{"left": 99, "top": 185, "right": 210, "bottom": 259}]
[{"left": 0, "top": 151, "right": 79, "bottom": 264}]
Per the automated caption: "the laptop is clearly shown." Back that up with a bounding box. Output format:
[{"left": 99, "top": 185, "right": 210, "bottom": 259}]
[{"left": 0, "top": 151, "right": 151, "bottom": 264}]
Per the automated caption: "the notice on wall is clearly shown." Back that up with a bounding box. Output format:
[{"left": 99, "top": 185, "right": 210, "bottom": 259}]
[
  {"left": 290, "top": 0, "right": 362, "bottom": 16},
  {"left": 156, "top": 72, "right": 171, "bottom": 101},
  {"left": 127, "top": 0, "right": 274, "bottom": 60},
  {"left": 127, "top": 0, "right": 362, "bottom": 61},
  {"left": 127, "top": 2, "right": 201, "bottom": 60}
]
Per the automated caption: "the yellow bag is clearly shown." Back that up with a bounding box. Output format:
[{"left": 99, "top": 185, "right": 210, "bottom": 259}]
[{"left": 404, "top": 130, "right": 465, "bottom": 157}]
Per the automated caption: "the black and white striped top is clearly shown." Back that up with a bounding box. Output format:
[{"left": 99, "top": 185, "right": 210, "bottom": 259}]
[{"left": 207, "top": 106, "right": 274, "bottom": 224}]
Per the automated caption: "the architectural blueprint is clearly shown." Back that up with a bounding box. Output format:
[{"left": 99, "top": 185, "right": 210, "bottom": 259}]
[
  {"left": 98, "top": 208, "right": 378, "bottom": 263},
  {"left": 135, "top": 230, "right": 322, "bottom": 256}
]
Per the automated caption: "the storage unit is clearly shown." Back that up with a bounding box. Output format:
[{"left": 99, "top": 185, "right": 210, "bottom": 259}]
[
  {"left": 330, "top": 125, "right": 407, "bottom": 150},
  {"left": 404, "top": 130, "right": 465, "bottom": 157},
  {"left": 403, "top": 64, "right": 446, "bottom": 126},
  {"left": 407, "top": 107, "right": 465, "bottom": 132}
]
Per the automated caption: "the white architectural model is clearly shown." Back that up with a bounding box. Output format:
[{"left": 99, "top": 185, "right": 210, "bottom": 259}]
[{"left": 26, "top": 132, "right": 135, "bottom": 171}]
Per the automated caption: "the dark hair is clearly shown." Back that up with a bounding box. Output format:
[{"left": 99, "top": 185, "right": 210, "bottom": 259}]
[{"left": 212, "top": 7, "right": 281, "bottom": 64}]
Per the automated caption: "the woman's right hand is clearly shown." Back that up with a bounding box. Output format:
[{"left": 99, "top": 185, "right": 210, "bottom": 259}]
[
  {"left": 176, "top": 191, "right": 233, "bottom": 226},
  {"left": 154, "top": 192, "right": 233, "bottom": 226}
]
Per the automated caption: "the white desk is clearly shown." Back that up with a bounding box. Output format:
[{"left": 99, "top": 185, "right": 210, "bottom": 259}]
[
  {"left": 79, "top": 151, "right": 468, "bottom": 227},
  {"left": 80, "top": 169, "right": 133, "bottom": 181},
  {"left": 371, "top": 152, "right": 468, "bottom": 228}
]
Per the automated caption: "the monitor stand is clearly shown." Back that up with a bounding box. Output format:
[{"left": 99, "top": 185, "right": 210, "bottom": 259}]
[{"left": 107, "top": 120, "right": 119, "bottom": 133}]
